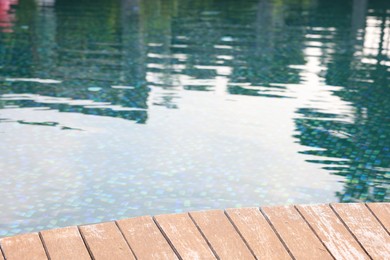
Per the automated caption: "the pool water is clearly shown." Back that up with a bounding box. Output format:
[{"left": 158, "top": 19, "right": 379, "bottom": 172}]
[{"left": 0, "top": 0, "right": 389, "bottom": 236}]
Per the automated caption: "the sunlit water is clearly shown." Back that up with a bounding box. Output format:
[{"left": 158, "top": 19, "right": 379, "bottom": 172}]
[{"left": 0, "top": 0, "right": 389, "bottom": 236}]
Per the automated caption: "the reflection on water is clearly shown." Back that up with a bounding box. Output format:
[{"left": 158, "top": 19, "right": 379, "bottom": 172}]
[
  {"left": 292, "top": 0, "right": 390, "bottom": 202},
  {"left": 0, "top": 0, "right": 389, "bottom": 235}
]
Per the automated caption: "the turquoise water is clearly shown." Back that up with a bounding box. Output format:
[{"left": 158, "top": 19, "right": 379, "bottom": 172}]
[{"left": 0, "top": 0, "right": 389, "bottom": 236}]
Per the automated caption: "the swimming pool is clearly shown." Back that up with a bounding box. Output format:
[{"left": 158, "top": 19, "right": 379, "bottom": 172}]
[{"left": 0, "top": 0, "right": 389, "bottom": 236}]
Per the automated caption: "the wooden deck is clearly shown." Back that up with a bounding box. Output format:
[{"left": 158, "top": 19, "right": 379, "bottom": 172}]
[{"left": 0, "top": 203, "right": 389, "bottom": 259}]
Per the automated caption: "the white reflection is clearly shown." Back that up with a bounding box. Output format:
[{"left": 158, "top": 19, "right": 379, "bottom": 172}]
[
  {"left": 35, "top": 0, "right": 55, "bottom": 6},
  {"left": 5, "top": 78, "right": 61, "bottom": 84}
]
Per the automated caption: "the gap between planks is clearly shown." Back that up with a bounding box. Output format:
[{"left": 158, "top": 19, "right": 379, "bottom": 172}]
[{"left": 0, "top": 203, "right": 389, "bottom": 260}]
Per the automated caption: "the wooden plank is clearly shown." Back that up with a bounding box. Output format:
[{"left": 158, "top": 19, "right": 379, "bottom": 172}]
[
  {"left": 0, "top": 233, "right": 48, "bottom": 260},
  {"left": 296, "top": 204, "right": 369, "bottom": 260},
  {"left": 154, "top": 213, "right": 216, "bottom": 259},
  {"left": 40, "top": 226, "right": 91, "bottom": 260},
  {"left": 331, "top": 203, "right": 390, "bottom": 259},
  {"left": 79, "top": 222, "right": 135, "bottom": 260},
  {"left": 225, "top": 208, "right": 291, "bottom": 259},
  {"left": 117, "top": 216, "right": 178, "bottom": 260},
  {"left": 1, "top": 203, "right": 388, "bottom": 260},
  {"left": 261, "top": 205, "right": 333, "bottom": 259},
  {"left": 366, "top": 203, "right": 390, "bottom": 233},
  {"left": 189, "top": 210, "right": 255, "bottom": 259}
]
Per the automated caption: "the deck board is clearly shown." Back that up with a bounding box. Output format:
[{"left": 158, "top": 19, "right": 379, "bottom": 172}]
[
  {"left": 331, "top": 203, "right": 390, "bottom": 259},
  {"left": 262, "top": 205, "right": 333, "bottom": 259},
  {"left": 1, "top": 203, "right": 389, "bottom": 259},
  {"left": 225, "top": 208, "right": 291, "bottom": 259},
  {"left": 40, "top": 226, "right": 91, "bottom": 260},
  {"left": 366, "top": 203, "right": 390, "bottom": 233},
  {"left": 79, "top": 222, "right": 136, "bottom": 260},
  {"left": 296, "top": 204, "right": 369, "bottom": 260},
  {"left": 189, "top": 210, "right": 255, "bottom": 259},
  {"left": 116, "top": 216, "right": 178, "bottom": 260},
  {"left": 0, "top": 233, "right": 48, "bottom": 260},
  {"left": 154, "top": 213, "right": 216, "bottom": 259}
]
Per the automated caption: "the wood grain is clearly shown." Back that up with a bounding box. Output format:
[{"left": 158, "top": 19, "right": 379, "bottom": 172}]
[
  {"left": 225, "top": 208, "right": 291, "bottom": 259},
  {"left": 189, "top": 210, "right": 255, "bottom": 259},
  {"left": 0, "top": 233, "right": 48, "bottom": 260},
  {"left": 79, "top": 222, "right": 135, "bottom": 260},
  {"left": 40, "top": 226, "right": 91, "bottom": 260},
  {"left": 1, "top": 203, "right": 389, "bottom": 259},
  {"left": 117, "top": 216, "right": 178, "bottom": 260},
  {"left": 331, "top": 203, "right": 390, "bottom": 259},
  {"left": 296, "top": 204, "right": 368, "bottom": 260},
  {"left": 366, "top": 203, "right": 390, "bottom": 233},
  {"left": 262, "top": 205, "right": 333, "bottom": 260},
  {"left": 154, "top": 213, "right": 216, "bottom": 259}
]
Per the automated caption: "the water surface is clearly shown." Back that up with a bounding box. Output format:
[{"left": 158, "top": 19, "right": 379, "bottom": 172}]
[{"left": 0, "top": 0, "right": 389, "bottom": 236}]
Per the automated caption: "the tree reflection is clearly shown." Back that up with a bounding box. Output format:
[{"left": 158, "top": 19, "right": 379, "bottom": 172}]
[
  {"left": 0, "top": 0, "right": 149, "bottom": 123},
  {"left": 294, "top": 0, "right": 389, "bottom": 202},
  {"left": 0, "top": 0, "right": 388, "bottom": 201}
]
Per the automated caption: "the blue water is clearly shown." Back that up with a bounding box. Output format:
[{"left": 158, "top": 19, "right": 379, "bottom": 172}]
[{"left": 0, "top": 0, "right": 389, "bottom": 236}]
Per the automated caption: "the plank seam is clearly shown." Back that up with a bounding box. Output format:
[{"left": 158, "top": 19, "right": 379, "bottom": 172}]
[
  {"left": 114, "top": 221, "right": 138, "bottom": 260},
  {"left": 74, "top": 226, "right": 95, "bottom": 260},
  {"left": 223, "top": 210, "right": 258, "bottom": 260},
  {"left": 152, "top": 216, "right": 183, "bottom": 260},
  {"left": 0, "top": 243, "right": 6, "bottom": 260},
  {"left": 365, "top": 203, "right": 390, "bottom": 236},
  {"left": 188, "top": 212, "right": 220, "bottom": 260},
  {"left": 258, "top": 207, "right": 296, "bottom": 260},
  {"left": 329, "top": 204, "right": 373, "bottom": 260},
  {"left": 38, "top": 232, "right": 51, "bottom": 260},
  {"left": 294, "top": 205, "right": 336, "bottom": 260},
  {"left": 77, "top": 225, "right": 96, "bottom": 260}
]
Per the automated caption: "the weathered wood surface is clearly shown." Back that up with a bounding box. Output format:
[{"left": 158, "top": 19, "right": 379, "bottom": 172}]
[
  {"left": 79, "top": 222, "right": 136, "bottom": 260},
  {"left": 331, "top": 203, "right": 390, "bottom": 259},
  {"left": 262, "top": 205, "right": 333, "bottom": 259},
  {"left": 40, "top": 226, "right": 91, "bottom": 260},
  {"left": 366, "top": 202, "right": 390, "bottom": 233},
  {"left": 154, "top": 213, "right": 216, "bottom": 259},
  {"left": 1, "top": 203, "right": 389, "bottom": 260},
  {"left": 296, "top": 204, "right": 369, "bottom": 260},
  {"left": 189, "top": 210, "right": 254, "bottom": 259},
  {"left": 225, "top": 208, "right": 291, "bottom": 259},
  {"left": 0, "top": 233, "right": 47, "bottom": 260},
  {"left": 116, "top": 216, "right": 178, "bottom": 260}
]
